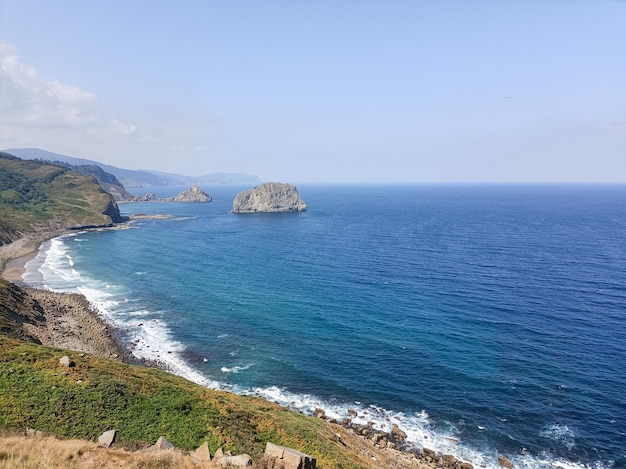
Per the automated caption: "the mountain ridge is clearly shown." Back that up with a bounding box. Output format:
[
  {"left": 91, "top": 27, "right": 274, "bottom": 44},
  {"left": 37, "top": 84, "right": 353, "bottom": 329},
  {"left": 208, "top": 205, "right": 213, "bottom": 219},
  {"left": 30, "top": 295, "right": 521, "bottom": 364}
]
[{"left": 3, "top": 148, "right": 261, "bottom": 188}]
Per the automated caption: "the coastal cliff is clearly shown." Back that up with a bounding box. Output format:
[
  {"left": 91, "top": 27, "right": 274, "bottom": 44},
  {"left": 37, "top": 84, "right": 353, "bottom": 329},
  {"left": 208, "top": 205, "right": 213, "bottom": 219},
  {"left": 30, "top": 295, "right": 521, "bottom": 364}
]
[
  {"left": 0, "top": 152, "right": 125, "bottom": 246},
  {"left": 232, "top": 182, "right": 307, "bottom": 213}
]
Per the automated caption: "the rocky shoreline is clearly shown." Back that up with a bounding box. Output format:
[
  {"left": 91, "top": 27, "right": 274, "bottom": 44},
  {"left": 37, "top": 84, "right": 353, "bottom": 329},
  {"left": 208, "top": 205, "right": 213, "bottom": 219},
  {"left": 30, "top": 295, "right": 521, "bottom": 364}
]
[
  {"left": 1, "top": 232, "right": 482, "bottom": 469},
  {"left": 1, "top": 230, "right": 130, "bottom": 362}
]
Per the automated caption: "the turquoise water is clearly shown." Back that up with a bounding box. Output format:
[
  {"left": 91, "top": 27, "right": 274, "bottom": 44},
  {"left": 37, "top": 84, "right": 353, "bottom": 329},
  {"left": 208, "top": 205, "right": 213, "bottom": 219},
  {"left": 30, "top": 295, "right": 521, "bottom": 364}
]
[{"left": 24, "top": 184, "right": 626, "bottom": 469}]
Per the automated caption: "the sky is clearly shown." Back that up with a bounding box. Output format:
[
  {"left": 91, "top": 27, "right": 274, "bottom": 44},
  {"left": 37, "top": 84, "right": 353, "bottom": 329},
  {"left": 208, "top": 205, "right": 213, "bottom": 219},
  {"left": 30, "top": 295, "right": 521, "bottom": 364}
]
[{"left": 0, "top": 1, "right": 625, "bottom": 183}]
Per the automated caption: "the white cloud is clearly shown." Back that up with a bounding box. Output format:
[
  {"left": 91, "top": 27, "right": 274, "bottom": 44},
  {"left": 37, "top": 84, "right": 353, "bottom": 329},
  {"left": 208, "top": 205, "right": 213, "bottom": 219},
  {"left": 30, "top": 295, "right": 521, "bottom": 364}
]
[
  {"left": 0, "top": 40, "right": 135, "bottom": 136},
  {"left": 0, "top": 41, "right": 216, "bottom": 174}
]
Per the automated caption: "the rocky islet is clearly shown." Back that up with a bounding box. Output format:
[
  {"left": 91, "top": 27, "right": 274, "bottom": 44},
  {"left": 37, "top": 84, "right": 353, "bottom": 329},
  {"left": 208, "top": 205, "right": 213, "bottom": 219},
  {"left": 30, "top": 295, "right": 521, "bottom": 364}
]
[{"left": 232, "top": 182, "right": 307, "bottom": 213}]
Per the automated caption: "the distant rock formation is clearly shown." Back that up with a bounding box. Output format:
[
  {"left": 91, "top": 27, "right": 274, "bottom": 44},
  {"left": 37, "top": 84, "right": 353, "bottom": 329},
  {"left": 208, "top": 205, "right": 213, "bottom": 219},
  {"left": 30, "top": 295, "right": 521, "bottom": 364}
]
[
  {"left": 232, "top": 182, "right": 307, "bottom": 213},
  {"left": 139, "top": 185, "right": 212, "bottom": 202},
  {"left": 168, "top": 184, "right": 212, "bottom": 202}
]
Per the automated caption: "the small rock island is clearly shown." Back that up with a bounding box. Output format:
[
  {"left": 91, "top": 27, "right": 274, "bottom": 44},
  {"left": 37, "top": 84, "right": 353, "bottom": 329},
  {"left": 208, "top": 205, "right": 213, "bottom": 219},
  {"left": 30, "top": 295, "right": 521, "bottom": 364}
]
[
  {"left": 141, "top": 184, "right": 212, "bottom": 203},
  {"left": 232, "top": 182, "right": 307, "bottom": 213},
  {"left": 169, "top": 184, "right": 212, "bottom": 202}
]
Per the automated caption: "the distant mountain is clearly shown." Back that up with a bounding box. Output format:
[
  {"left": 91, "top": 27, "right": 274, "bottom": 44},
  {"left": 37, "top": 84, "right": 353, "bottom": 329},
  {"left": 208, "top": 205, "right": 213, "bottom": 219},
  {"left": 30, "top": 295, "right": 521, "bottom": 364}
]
[
  {"left": 142, "top": 170, "right": 262, "bottom": 186},
  {"left": 3, "top": 148, "right": 261, "bottom": 188}
]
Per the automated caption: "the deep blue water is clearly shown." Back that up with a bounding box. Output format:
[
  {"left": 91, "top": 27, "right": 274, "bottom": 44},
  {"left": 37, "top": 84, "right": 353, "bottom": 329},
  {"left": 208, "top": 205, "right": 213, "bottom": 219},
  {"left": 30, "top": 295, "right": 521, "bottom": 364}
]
[{"left": 24, "top": 184, "right": 626, "bottom": 469}]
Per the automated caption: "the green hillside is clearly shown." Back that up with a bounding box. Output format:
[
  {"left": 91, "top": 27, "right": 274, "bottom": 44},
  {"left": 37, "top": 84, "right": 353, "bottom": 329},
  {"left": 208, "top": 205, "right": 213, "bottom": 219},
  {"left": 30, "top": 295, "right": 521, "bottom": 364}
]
[
  {"left": 0, "top": 335, "right": 377, "bottom": 468},
  {"left": 0, "top": 152, "right": 124, "bottom": 246}
]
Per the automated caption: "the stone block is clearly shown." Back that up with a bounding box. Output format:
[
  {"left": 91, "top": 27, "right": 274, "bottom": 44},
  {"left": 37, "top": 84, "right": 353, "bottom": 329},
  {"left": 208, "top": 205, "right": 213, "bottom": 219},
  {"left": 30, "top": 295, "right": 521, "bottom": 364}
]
[
  {"left": 264, "top": 442, "right": 316, "bottom": 469},
  {"left": 98, "top": 429, "right": 116, "bottom": 447}
]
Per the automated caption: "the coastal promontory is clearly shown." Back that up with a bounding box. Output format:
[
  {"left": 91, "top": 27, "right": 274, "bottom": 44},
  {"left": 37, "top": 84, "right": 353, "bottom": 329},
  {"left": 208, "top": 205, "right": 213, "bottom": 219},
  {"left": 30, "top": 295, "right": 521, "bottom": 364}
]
[
  {"left": 0, "top": 152, "right": 125, "bottom": 246},
  {"left": 232, "top": 182, "right": 307, "bottom": 213}
]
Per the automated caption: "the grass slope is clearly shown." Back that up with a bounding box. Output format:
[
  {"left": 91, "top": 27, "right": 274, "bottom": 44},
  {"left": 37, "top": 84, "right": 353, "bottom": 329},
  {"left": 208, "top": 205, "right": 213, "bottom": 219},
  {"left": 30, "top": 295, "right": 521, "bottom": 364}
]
[
  {"left": 0, "top": 337, "right": 371, "bottom": 468},
  {"left": 0, "top": 153, "right": 122, "bottom": 245}
]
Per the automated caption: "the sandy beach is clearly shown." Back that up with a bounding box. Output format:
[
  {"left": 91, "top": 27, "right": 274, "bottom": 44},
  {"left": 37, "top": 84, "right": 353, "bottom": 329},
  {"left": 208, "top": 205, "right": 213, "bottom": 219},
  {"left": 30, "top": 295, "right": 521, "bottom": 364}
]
[{"left": 1, "top": 251, "right": 38, "bottom": 283}]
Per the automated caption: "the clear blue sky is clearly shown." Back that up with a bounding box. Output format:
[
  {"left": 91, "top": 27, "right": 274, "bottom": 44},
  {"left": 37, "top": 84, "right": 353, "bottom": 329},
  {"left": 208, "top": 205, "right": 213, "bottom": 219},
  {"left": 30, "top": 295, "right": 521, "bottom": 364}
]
[{"left": 1, "top": 0, "right": 625, "bottom": 183}]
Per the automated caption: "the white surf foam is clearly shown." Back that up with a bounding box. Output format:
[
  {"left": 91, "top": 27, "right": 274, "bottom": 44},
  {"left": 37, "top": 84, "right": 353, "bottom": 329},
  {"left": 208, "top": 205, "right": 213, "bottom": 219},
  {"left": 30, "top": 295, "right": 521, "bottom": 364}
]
[
  {"left": 240, "top": 386, "right": 607, "bottom": 469},
  {"left": 221, "top": 364, "right": 254, "bottom": 373},
  {"left": 23, "top": 235, "right": 83, "bottom": 290},
  {"left": 540, "top": 423, "right": 577, "bottom": 450},
  {"left": 22, "top": 234, "right": 611, "bottom": 469}
]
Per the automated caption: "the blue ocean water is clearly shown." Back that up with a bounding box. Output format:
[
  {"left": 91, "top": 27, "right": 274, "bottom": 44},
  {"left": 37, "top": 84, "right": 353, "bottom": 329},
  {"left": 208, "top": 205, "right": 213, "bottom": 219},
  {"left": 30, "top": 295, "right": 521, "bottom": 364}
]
[{"left": 23, "top": 184, "right": 626, "bottom": 469}]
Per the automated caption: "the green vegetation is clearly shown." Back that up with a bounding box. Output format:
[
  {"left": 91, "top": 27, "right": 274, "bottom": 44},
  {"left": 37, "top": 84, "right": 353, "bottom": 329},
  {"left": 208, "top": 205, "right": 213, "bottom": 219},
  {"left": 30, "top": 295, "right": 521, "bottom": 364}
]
[
  {"left": 0, "top": 153, "right": 123, "bottom": 245},
  {"left": 0, "top": 152, "right": 374, "bottom": 468},
  {"left": 0, "top": 336, "right": 366, "bottom": 468}
]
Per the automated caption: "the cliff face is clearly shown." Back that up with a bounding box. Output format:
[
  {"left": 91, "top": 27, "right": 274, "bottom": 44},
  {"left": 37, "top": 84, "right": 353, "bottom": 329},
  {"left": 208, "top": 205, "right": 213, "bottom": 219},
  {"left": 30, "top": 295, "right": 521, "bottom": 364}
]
[
  {"left": 232, "top": 182, "right": 307, "bottom": 213},
  {"left": 101, "top": 198, "right": 126, "bottom": 223},
  {"left": 0, "top": 278, "right": 45, "bottom": 343}
]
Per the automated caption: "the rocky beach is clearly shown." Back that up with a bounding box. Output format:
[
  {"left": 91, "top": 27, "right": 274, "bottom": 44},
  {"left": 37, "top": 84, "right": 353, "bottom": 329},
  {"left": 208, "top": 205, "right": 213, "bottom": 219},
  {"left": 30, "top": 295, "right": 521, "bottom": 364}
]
[{"left": 1, "top": 232, "right": 129, "bottom": 361}]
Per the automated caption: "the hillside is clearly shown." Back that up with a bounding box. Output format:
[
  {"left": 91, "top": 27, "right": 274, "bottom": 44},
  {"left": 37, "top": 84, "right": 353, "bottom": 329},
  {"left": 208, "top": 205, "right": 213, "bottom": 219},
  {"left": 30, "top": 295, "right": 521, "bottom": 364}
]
[
  {"left": 0, "top": 333, "right": 436, "bottom": 468},
  {"left": 0, "top": 152, "right": 124, "bottom": 246},
  {"left": 67, "top": 164, "right": 139, "bottom": 201},
  {"left": 4, "top": 148, "right": 261, "bottom": 188}
]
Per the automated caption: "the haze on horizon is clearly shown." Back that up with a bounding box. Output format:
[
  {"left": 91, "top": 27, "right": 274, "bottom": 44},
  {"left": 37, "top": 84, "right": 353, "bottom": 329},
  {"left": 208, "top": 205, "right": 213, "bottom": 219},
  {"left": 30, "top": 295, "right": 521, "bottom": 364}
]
[{"left": 0, "top": 1, "right": 625, "bottom": 184}]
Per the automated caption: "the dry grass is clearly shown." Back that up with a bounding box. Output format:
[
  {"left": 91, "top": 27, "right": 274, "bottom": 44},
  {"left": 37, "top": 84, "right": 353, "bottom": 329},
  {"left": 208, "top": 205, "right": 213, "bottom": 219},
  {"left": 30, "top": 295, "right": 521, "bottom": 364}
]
[
  {"left": 0, "top": 432, "right": 202, "bottom": 469},
  {"left": 0, "top": 429, "right": 437, "bottom": 469}
]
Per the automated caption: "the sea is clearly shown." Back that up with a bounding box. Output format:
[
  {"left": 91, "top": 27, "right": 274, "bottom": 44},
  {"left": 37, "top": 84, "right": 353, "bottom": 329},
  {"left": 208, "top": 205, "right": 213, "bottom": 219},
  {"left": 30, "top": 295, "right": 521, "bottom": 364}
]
[{"left": 21, "top": 184, "right": 626, "bottom": 469}]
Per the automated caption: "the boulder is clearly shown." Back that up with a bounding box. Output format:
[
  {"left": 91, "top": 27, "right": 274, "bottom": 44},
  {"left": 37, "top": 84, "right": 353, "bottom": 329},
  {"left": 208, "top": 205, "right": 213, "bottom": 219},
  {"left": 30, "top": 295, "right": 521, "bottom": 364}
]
[
  {"left": 441, "top": 454, "right": 458, "bottom": 467},
  {"left": 232, "top": 182, "right": 307, "bottom": 213},
  {"left": 213, "top": 447, "right": 225, "bottom": 461},
  {"left": 460, "top": 462, "right": 474, "bottom": 469},
  {"left": 97, "top": 429, "right": 116, "bottom": 447},
  {"left": 498, "top": 455, "right": 514, "bottom": 468},
  {"left": 391, "top": 424, "right": 407, "bottom": 441},
  {"left": 264, "top": 442, "right": 316, "bottom": 469},
  {"left": 191, "top": 442, "right": 211, "bottom": 463},
  {"left": 25, "top": 427, "right": 43, "bottom": 438},
  {"left": 217, "top": 454, "right": 253, "bottom": 468},
  {"left": 59, "top": 356, "right": 74, "bottom": 367},
  {"left": 422, "top": 448, "right": 436, "bottom": 459},
  {"left": 152, "top": 436, "right": 174, "bottom": 450}
]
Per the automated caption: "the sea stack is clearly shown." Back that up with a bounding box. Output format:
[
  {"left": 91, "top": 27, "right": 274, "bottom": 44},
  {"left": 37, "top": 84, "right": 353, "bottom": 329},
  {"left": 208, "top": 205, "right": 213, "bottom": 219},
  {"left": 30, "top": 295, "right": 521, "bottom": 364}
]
[
  {"left": 168, "top": 184, "right": 212, "bottom": 202},
  {"left": 232, "top": 182, "right": 307, "bottom": 213}
]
